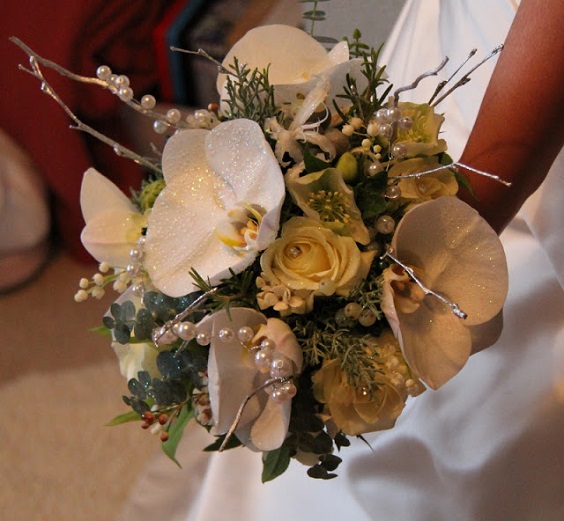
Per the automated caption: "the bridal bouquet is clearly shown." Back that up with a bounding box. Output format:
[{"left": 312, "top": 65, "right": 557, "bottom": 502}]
[{"left": 14, "top": 24, "right": 508, "bottom": 481}]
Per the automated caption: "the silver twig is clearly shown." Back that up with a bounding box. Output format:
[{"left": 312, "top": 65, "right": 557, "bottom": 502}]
[
  {"left": 170, "top": 46, "right": 235, "bottom": 76},
  {"left": 388, "top": 161, "right": 512, "bottom": 186},
  {"left": 431, "top": 45, "right": 503, "bottom": 107},
  {"left": 219, "top": 376, "right": 294, "bottom": 452},
  {"left": 393, "top": 57, "right": 449, "bottom": 105},
  {"left": 381, "top": 249, "right": 468, "bottom": 319}
]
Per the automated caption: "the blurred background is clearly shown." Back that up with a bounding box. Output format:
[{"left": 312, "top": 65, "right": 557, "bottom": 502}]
[{"left": 0, "top": 1, "right": 404, "bottom": 519}]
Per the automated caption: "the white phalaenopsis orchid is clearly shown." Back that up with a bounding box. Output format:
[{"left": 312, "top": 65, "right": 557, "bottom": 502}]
[
  {"left": 265, "top": 80, "right": 336, "bottom": 165},
  {"left": 381, "top": 196, "right": 508, "bottom": 390},
  {"left": 199, "top": 308, "right": 303, "bottom": 451},
  {"left": 80, "top": 168, "right": 146, "bottom": 267},
  {"left": 217, "top": 24, "right": 364, "bottom": 108},
  {"left": 144, "top": 119, "right": 285, "bottom": 297}
]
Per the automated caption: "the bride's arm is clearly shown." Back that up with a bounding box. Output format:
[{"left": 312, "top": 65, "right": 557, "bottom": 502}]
[{"left": 458, "top": 0, "right": 564, "bottom": 233}]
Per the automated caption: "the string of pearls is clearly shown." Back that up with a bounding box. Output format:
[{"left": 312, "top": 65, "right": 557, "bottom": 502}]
[{"left": 151, "top": 319, "right": 298, "bottom": 404}]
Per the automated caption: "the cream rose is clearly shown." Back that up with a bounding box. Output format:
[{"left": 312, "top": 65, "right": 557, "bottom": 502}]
[
  {"left": 258, "top": 217, "right": 375, "bottom": 314},
  {"left": 311, "top": 331, "right": 420, "bottom": 436}
]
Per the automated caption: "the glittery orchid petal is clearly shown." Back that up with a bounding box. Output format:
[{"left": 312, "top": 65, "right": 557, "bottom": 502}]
[
  {"left": 144, "top": 120, "right": 284, "bottom": 297},
  {"left": 217, "top": 25, "right": 364, "bottom": 110},
  {"left": 80, "top": 168, "right": 144, "bottom": 267},
  {"left": 383, "top": 197, "right": 508, "bottom": 389}
]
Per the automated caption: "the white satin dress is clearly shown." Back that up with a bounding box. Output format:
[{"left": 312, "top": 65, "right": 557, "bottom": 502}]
[{"left": 121, "top": 1, "right": 564, "bottom": 520}]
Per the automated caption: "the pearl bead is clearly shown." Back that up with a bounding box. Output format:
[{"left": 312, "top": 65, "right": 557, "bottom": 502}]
[
  {"left": 118, "top": 87, "right": 134, "bottom": 102},
  {"left": 366, "top": 161, "right": 383, "bottom": 176},
  {"left": 365, "top": 241, "right": 381, "bottom": 254},
  {"left": 152, "top": 326, "right": 167, "bottom": 345},
  {"left": 237, "top": 326, "right": 254, "bottom": 343},
  {"left": 116, "top": 75, "right": 130, "bottom": 87},
  {"left": 358, "top": 309, "right": 377, "bottom": 327},
  {"left": 260, "top": 338, "right": 276, "bottom": 353},
  {"left": 269, "top": 387, "right": 287, "bottom": 403},
  {"left": 344, "top": 302, "right": 362, "bottom": 319},
  {"left": 254, "top": 350, "right": 272, "bottom": 373},
  {"left": 166, "top": 108, "right": 182, "bottom": 123},
  {"left": 280, "top": 381, "right": 297, "bottom": 398},
  {"left": 375, "top": 108, "right": 389, "bottom": 123},
  {"left": 131, "top": 281, "right": 145, "bottom": 295},
  {"left": 129, "top": 247, "right": 143, "bottom": 262},
  {"left": 218, "top": 328, "right": 234, "bottom": 343},
  {"left": 196, "top": 332, "right": 211, "bottom": 346},
  {"left": 386, "top": 107, "right": 402, "bottom": 122},
  {"left": 96, "top": 65, "right": 112, "bottom": 81},
  {"left": 385, "top": 185, "right": 402, "bottom": 199},
  {"left": 126, "top": 263, "right": 140, "bottom": 277},
  {"left": 153, "top": 120, "right": 168, "bottom": 134},
  {"left": 398, "top": 115, "right": 413, "bottom": 130},
  {"left": 141, "top": 95, "right": 156, "bottom": 110},
  {"left": 375, "top": 215, "right": 396, "bottom": 235},
  {"left": 173, "top": 322, "right": 196, "bottom": 341},
  {"left": 378, "top": 123, "right": 392, "bottom": 138},
  {"left": 270, "top": 356, "right": 293, "bottom": 378},
  {"left": 391, "top": 143, "right": 407, "bottom": 159},
  {"left": 318, "top": 278, "right": 336, "bottom": 296},
  {"left": 137, "top": 235, "right": 147, "bottom": 247}
]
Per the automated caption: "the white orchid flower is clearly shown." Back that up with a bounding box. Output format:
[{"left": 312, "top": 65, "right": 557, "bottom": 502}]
[
  {"left": 144, "top": 119, "right": 285, "bottom": 297},
  {"left": 198, "top": 308, "right": 303, "bottom": 451},
  {"left": 80, "top": 168, "right": 145, "bottom": 267},
  {"left": 217, "top": 24, "right": 364, "bottom": 109},
  {"left": 265, "top": 79, "right": 336, "bottom": 166},
  {"left": 381, "top": 196, "right": 508, "bottom": 389}
]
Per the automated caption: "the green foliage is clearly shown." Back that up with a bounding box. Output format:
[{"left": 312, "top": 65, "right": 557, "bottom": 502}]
[
  {"left": 355, "top": 170, "right": 390, "bottom": 221},
  {"left": 303, "top": 145, "right": 333, "bottom": 173},
  {"left": 301, "top": 0, "right": 338, "bottom": 47},
  {"left": 223, "top": 58, "right": 279, "bottom": 126},
  {"left": 204, "top": 434, "right": 243, "bottom": 452},
  {"left": 162, "top": 404, "right": 194, "bottom": 466},
  {"left": 262, "top": 445, "right": 291, "bottom": 483},
  {"left": 105, "top": 410, "right": 142, "bottom": 426}
]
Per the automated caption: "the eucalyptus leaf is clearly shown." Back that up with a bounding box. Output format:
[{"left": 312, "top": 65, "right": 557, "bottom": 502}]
[
  {"left": 162, "top": 405, "right": 194, "bottom": 466},
  {"left": 304, "top": 145, "right": 332, "bottom": 174}
]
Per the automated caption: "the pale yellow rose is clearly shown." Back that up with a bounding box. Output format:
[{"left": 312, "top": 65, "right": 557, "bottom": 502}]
[
  {"left": 258, "top": 217, "right": 375, "bottom": 314},
  {"left": 390, "top": 156, "right": 458, "bottom": 205},
  {"left": 311, "top": 331, "right": 420, "bottom": 436}
]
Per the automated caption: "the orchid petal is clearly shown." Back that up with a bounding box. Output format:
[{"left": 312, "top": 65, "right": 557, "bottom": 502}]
[
  {"left": 80, "top": 168, "right": 137, "bottom": 221},
  {"left": 249, "top": 398, "right": 291, "bottom": 451},
  {"left": 145, "top": 120, "right": 284, "bottom": 297},
  {"left": 218, "top": 25, "right": 340, "bottom": 93},
  {"left": 394, "top": 288, "right": 472, "bottom": 390},
  {"left": 392, "top": 197, "right": 508, "bottom": 325},
  {"left": 383, "top": 197, "right": 508, "bottom": 388},
  {"left": 202, "top": 309, "right": 267, "bottom": 438},
  {"left": 81, "top": 210, "right": 145, "bottom": 267},
  {"left": 79, "top": 168, "right": 144, "bottom": 266}
]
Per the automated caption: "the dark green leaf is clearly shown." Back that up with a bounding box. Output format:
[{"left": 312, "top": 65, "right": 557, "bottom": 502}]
[
  {"left": 114, "top": 322, "right": 131, "bottom": 344},
  {"left": 162, "top": 405, "right": 194, "bottom": 466},
  {"left": 320, "top": 453, "right": 342, "bottom": 472},
  {"left": 261, "top": 445, "right": 291, "bottom": 482},
  {"left": 128, "top": 378, "right": 147, "bottom": 400},
  {"left": 314, "top": 36, "right": 339, "bottom": 44},
  {"left": 121, "top": 300, "right": 136, "bottom": 321},
  {"left": 304, "top": 145, "right": 332, "bottom": 173},
  {"left": 204, "top": 434, "right": 243, "bottom": 452},
  {"left": 307, "top": 463, "right": 338, "bottom": 479},
  {"left": 134, "top": 308, "right": 154, "bottom": 340}
]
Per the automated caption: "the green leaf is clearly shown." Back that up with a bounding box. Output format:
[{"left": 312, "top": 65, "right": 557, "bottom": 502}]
[
  {"left": 90, "top": 325, "right": 112, "bottom": 337},
  {"left": 304, "top": 145, "right": 332, "bottom": 174},
  {"left": 261, "top": 445, "right": 291, "bottom": 483},
  {"left": 161, "top": 405, "right": 194, "bottom": 467},
  {"left": 314, "top": 36, "right": 339, "bottom": 44},
  {"left": 204, "top": 434, "right": 243, "bottom": 452},
  {"left": 105, "top": 410, "right": 141, "bottom": 426}
]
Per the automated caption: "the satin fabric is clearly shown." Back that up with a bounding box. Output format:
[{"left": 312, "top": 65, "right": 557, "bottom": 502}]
[{"left": 121, "top": 1, "right": 564, "bottom": 520}]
